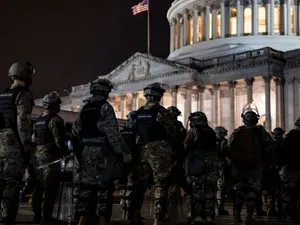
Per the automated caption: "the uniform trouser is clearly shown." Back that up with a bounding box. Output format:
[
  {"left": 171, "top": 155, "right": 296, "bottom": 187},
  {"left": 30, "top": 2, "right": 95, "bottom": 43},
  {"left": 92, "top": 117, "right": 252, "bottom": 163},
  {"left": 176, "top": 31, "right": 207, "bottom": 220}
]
[
  {"left": 73, "top": 184, "right": 114, "bottom": 223},
  {"left": 31, "top": 167, "right": 61, "bottom": 219},
  {"left": 0, "top": 179, "right": 21, "bottom": 225},
  {"left": 119, "top": 173, "right": 134, "bottom": 216},
  {"left": 216, "top": 164, "right": 227, "bottom": 210},
  {"left": 281, "top": 183, "right": 300, "bottom": 218},
  {"left": 234, "top": 168, "right": 262, "bottom": 213},
  {"left": 133, "top": 141, "right": 174, "bottom": 220}
]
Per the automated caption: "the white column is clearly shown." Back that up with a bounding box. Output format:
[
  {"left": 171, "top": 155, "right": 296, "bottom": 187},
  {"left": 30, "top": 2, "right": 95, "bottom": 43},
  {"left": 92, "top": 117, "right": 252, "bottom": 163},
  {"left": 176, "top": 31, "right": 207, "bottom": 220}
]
[
  {"left": 212, "top": 84, "right": 220, "bottom": 127},
  {"left": 198, "top": 85, "right": 205, "bottom": 111},
  {"left": 298, "top": 4, "right": 300, "bottom": 35},
  {"left": 245, "top": 78, "right": 254, "bottom": 103},
  {"left": 120, "top": 94, "right": 125, "bottom": 119},
  {"left": 132, "top": 92, "right": 138, "bottom": 111},
  {"left": 220, "top": 0, "right": 225, "bottom": 38},
  {"left": 171, "top": 85, "right": 178, "bottom": 107},
  {"left": 274, "top": 78, "right": 284, "bottom": 128},
  {"left": 186, "top": 84, "right": 192, "bottom": 120},
  {"left": 263, "top": 76, "right": 272, "bottom": 132},
  {"left": 236, "top": 0, "right": 242, "bottom": 36},
  {"left": 182, "top": 92, "right": 188, "bottom": 127},
  {"left": 205, "top": 5, "right": 211, "bottom": 41},
  {"left": 228, "top": 81, "right": 236, "bottom": 134},
  {"left": 287, "top": 0, "right": 291, "bottom": 35},
  {"left": 252, "top": 0, "right": 258, "bottom": 35},
  {"left": 180, "top": 18, "right": 184, "bottom": 47},
  {"left": 286, "top": 77, "right": 295, "bottom": 130},
  {"left": 183, "top": 9, "right": 189, "bottom": 46},
  {"left": 176, "top": 15, "right": 181, "bottom": 49},
  {"left": 193, "top": 8, "right": 198, "bottom": 43},
  {"left": 170, "top": 18, "right": 176, "bottom": 53},
  {"left": 294, "top": 78, "right": 300, "bottom": 120},
  {"left": 270, "top": 0, "right": 275, "bottom": 35},
  {"left": 192, "top": 90, "right": 199, "bottom": 112},
  {"left": 201, "top": 9, "right": 206, "bottom": 40},
  {"left": 280, "top": 1, "right": 287, "bottom": 35},
  {"left": 212, "top": 5, "right": 217, "bottom": 39},
  {"left": 267, "top": 1, "right": 271, "bottom": 34}
]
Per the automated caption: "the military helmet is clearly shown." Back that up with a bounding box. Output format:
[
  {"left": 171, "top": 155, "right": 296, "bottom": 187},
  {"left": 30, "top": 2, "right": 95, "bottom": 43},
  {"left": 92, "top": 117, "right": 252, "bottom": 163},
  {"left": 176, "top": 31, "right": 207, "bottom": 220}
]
[
  {"left": 189, "top": 111, "right": 208, "bottom": 126},
  {"left": 90, "top": 79, "right": 114, "bottom": 95},
  {"left": 295, "top": 117, "right": 300, "bottom": 127},
  {"left": 127, "top": 111, "right": 137, "bottom": 122},
  {"left": 271, "top": 127, "right": 285, "bottom": 135},
  {"left": 42, "top": 91, "right": 62, "bottom": 109},
  {"left": 241, "top": 103, "right": 260, "bottom": 127},
  {"left": 143, "top": 82, "right": 165, "bottom": 98},
  {"left": 167, "top": 106, "right": 181, "bottom": 116},
  {"left": 214, "top": 126, "right": 228, "bottom": 136},
  {"left": 8, "top": 62, "right": 35, "bottom": 78}
]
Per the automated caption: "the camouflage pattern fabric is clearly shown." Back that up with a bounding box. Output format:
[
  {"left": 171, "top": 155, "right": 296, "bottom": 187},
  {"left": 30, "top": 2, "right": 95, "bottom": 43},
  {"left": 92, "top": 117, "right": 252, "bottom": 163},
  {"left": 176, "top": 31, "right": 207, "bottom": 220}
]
[
  {"left": 31, "top": 113, "right": 65, "bottom": 220},
  {"left": 0, "top": 85, "right": 34, "bottom": 223},
  {"left": 72, "top": 96, "right": 126, "bottom": 220},
  {"left": 133, "top": 101, "right": 176, "bottom": 221}
]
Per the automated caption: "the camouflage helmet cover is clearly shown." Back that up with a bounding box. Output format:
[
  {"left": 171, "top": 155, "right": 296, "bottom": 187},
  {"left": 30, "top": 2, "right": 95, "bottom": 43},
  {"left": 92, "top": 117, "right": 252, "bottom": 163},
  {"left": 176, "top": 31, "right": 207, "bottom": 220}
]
[
  {"left": 8, "top": 62, "right": 35, "bottom": 78},
  {"left": 42, "top": 91, "right": 62, "bottom": 108},
  {"left": 143, "top": 82, "right": 165, "bottom": 97},
  {"left": 189, "top": 111, "right": 208, "bottom": 126},
  {"left": 214, "top": 126, "right": 228, "bottom": 135},
  {"left": 167, "top": 106, "right": 181, "bottom": 116},
  {"left": 90, "top": 79, "right": 115, "bottom": 95}
]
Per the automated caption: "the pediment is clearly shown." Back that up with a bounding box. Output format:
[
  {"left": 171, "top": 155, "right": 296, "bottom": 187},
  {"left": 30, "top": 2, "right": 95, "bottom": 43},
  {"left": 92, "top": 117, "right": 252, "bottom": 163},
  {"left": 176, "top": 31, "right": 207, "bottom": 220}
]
[{"left": 104, "top": 52, "right": 196, "bottom": 85}]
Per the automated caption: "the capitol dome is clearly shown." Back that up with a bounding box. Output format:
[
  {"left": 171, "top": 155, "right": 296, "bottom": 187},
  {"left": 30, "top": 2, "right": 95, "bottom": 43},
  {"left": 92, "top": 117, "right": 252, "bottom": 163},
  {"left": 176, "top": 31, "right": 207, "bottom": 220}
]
[
  {"left": 167, "top": 0, "right": 300, "bottom": 61},
  {"left": 38, "top": 0, "right": 300, "bottom": 135}
]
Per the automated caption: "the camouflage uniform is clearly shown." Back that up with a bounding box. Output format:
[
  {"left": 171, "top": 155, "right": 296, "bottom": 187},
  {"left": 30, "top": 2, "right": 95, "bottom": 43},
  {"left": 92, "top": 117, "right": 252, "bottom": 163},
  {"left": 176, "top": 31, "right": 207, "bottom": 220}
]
[
  {"left": 228, "top": 104, "right": 274, "bottom": 224},
  {"left": 132, "top": 83, "right": 176, "bottom": 225},
  {"left": 72, "top": 79, "right": 130, "bottom": 225},
  {"left": 0, "top": 62, "right": 35, "bottom": 225},
  {"left": 279, "top": 119, "right": 300, "bottom": 221},
  {"left": 31, "top": 92, "right": 66, "bottom": 223},
  {"left": 214, "top": 126, "right": 230, "bottom": 216},
  {"left": 184, "top": 112, "right": 217, "bottom": 224}
]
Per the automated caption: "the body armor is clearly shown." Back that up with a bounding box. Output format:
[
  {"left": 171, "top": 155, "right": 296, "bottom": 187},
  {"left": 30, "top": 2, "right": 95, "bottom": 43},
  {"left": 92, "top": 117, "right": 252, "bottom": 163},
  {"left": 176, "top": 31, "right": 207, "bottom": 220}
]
[
  {"left": 121, "top": 127, "right": 136, "bottom": 151},
  {"left": 0, "top": 85, "right": 24, "bottom": 129},
  {"left": 136, "top": 105, "right": 165, "bottom": 142},
  {"left": 194, "top": 127, "right": 216, "bottom": 154},
  {"left": 34, "top": 114, "right": 56, "bottom": 145},
  {"left": 79, "top": 100, "right": 106, "bottom": 138}
]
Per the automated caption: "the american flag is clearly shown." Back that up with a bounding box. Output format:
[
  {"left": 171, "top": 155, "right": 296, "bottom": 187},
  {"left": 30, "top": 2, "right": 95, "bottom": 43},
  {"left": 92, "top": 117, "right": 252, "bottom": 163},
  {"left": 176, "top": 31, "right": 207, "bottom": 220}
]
[{"left": 131, "top": 0, "right": 148, "bottom": 15}]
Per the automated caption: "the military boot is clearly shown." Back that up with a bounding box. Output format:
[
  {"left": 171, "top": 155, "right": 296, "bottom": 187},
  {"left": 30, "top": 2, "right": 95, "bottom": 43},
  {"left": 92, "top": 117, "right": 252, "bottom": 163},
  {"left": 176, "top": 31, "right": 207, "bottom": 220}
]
[
  {"left": 233, "top": 207, "right": 242, "bottom": 223},
  {"left": 245, "top": 206, "right": 256, "bottom": 225}
]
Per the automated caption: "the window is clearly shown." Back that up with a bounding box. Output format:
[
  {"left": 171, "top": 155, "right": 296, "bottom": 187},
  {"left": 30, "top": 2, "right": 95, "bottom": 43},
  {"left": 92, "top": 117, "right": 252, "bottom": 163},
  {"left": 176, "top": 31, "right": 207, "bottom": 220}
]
[
  {"left": 230, "top": 8, "right": 237, "bottom": 35},
  {"left": 274, "top": 6, "right": 280, "bottom": 33},
  {"left": 244, "top": 7, "right": 252, "bottom": 34},
  {"left": 189, "top": 18, "right": 193, "bottom": 44},
  {"left": 258, "top": 6, "right": 266, "bottom": 33},
  {"left": 291, "top": 7, "right": 295, "bottom": 34},
  {"left": 197, "top": 16, "right": 202, "bottom": 41},
  {"left": 217, "top": 10, "right": 221, "bottom": 37}
]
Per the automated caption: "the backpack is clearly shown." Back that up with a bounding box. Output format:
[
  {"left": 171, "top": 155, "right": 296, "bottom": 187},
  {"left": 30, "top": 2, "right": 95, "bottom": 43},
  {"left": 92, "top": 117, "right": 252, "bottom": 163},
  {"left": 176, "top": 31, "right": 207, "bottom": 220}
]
[{"left": 230, "top": 126, "right": 262, "bottom": 170}]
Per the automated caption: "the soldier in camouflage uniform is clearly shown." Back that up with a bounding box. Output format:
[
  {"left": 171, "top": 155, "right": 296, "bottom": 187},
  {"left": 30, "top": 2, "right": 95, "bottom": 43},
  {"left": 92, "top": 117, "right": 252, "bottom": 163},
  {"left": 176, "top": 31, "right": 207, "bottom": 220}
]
[
  {"left": 279, "top": 118, "right": 300, "bottom": 221},
  {"left": 214, "top": 126, "right": 230, "bottom": 216},
  {"left": 228, "top": 103, "right": 274, "bottom": 224},
  {"left": 31, "top": 91, "right": 66, "bottom": 224},
  {"left": 71, "top": 79, "right": 130, "bottom": 225},
  {"left": 184, "top": 112, "right": 217, "bottom": 224},
  {"left": 0, "top": 62, "right": 35, "bottom": 225},
  {"left": 132, "top": 83, "right": 176, "bottom": 225},
  {"left": 166, "top": 106, "right": 189, "bottom": 223},
  {"left": 119, "top": 111, "right": 137, "bottom": 220}
]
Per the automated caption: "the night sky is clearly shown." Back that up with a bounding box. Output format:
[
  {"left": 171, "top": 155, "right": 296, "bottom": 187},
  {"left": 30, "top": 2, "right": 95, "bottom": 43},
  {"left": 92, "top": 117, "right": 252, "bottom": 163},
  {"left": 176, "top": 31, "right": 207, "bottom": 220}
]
[{"left": 0, "top": 0, "right": 173, "bottom": 98}]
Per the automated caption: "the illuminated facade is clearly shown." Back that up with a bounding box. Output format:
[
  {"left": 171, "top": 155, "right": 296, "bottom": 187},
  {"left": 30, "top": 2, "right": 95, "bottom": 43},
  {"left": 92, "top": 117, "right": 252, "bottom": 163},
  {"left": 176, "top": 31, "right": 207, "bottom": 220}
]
[{"left": 35, "top": 0, "right": 300, "bottom": 134}]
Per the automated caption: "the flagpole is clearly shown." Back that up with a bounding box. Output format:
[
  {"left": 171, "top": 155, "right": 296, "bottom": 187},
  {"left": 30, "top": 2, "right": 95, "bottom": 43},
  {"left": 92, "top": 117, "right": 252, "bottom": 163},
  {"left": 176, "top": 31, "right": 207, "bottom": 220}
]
[{"left": 147, "top": 0, "right": 150, "bottom": 54}]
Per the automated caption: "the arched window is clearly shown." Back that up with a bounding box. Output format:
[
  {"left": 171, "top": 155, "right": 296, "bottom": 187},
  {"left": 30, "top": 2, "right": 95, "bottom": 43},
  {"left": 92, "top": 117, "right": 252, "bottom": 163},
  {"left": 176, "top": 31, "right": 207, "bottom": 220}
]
[
  {"left": 291, "top": 7, "right": 295, "bottom": 34},
  {"left": 217, "top": 10, "right": 221, "bottom": 37},
  {"left": 244, "top": 7, "right": 252, "bottom": 34},
  {"left": 197, "top": 16, "right": 201, "bottom": 41},
  {"left": 210, "top": 13, "right": 212, "bottom": 39},
  {"left": 230, "top": 8, "right": 237, "bottom": 35},
  {"left": 189, "top": 18, "right": 193, "bottom": 44},
  {"left": 258, "top": 6, "right": 266, "bottom": 33},
  {"left": 274, "top": 6, "right": 280, "bottom": 33}
]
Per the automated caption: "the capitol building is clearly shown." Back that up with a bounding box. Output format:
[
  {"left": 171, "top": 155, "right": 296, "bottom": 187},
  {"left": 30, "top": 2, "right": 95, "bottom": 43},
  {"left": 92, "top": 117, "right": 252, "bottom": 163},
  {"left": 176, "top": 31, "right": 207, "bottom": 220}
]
[{"left": 35, "top": 0, "right": 300, "bottom": 134}]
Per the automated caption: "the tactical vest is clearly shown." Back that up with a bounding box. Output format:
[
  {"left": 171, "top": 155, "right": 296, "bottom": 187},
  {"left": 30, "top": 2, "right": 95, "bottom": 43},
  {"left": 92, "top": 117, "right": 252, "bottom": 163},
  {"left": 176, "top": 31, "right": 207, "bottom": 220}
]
[
  {"left": 34, "top": 114, "right": 56, "bottom": 145},
  {"left": 79, "top": 100, "right": 106, "bottom": 138},
  {"left": 0, "top": 85, "right": 24, "bottom": 130},
  {"left": 136, "top": 105, "right": 165, "bottom": 142},
  {"left": 195, "top": 126, "right": 217, "bottom": 154},
  {"left": 121, "top": 126, "right": 136, "bottom": 151}
]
